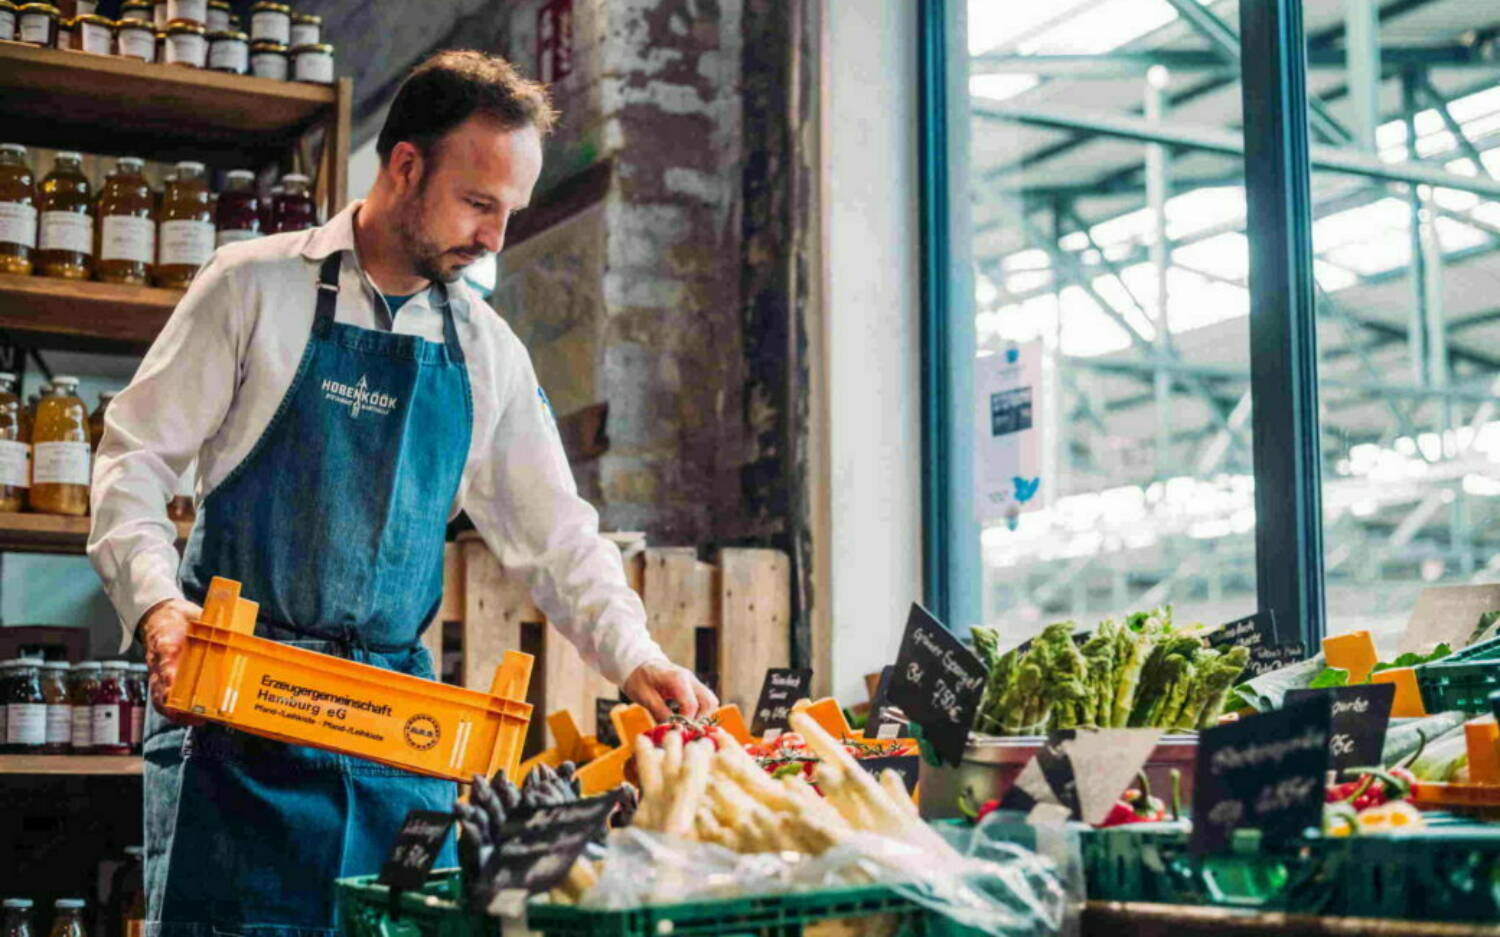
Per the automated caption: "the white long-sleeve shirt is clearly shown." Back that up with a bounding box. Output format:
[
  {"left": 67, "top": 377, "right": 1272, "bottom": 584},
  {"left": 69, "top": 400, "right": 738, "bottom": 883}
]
[{"left": 87, "top": 201, "right": 667, "bottom": 685}]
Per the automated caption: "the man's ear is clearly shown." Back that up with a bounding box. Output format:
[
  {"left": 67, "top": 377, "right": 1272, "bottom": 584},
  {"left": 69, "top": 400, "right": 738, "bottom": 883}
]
[{"left": 387, "top": 141, "right": 427, "bottom": 196}]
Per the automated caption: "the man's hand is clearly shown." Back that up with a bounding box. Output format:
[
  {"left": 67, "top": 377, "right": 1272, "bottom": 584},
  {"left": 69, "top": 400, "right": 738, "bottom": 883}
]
[
  {"left": 622, "top": 660, "right": 718, "bottom": 722},
  {"left": 140, "top": 598, "right": 204, "bottom": 724}
]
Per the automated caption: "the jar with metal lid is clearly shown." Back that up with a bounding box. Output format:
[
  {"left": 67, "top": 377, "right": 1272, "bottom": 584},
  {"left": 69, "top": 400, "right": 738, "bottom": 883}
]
[
  {"left": 37, "top": 151, "right": 93, "bottom": 280},
  {"left": 215, "top": 169, "right": 260, "bottom": 245},
  {"left": 68, "top": 661, "right": 99, "bottom": 751},
  {"left": 204, "top": 0, "right": 227, "bottom": 31},
  {"left": 40, "top": 661, "right": 70, "bottom": 754},
  {"left": 0, "top": 372, "right": 27, "bottom": 512},
  {"left": 7, "top": 658, "right": 46, "bottom": 753},
  {"left": 249, "top": 0, "right": 288, "bottom": 44},
  {"left": 289, "top": 10, "right": 318, "bottom": 46},
  {"left": 291, "top": 42, "right": 332, "bottom": 84},
  {"left": 0, "top": 1, "right": 17, "bottom": 42},
  {"left": 70, "top": 11, "right": 110, "bottom": 53},
  {"left": 165, "top": 0, "right": 203, "bottom": 26},
  {"left": 118, "top": 0, "right": 150, "bottom": 22},
  {"left": 156, "top": 161, "right": 212, "bottom": 289},
  {"left": 272, "top": 173, "right": 315, "bottom": 232},
  {"left": 31, "top": 377, "right": 89, "bottom": 516},
  {"left": 0, "top": 144, "right": 37, "bottom": 276},
  {"left": 87, "top": 389, "right": 113, "bottom": 451},
  {"left": 115, "top": 15, "right": 152, "bottom": 61},
  {"left": 96, "top": 157, "right": 154, "bottom": 285},
  {"left": 17, "top": 3, "right": 58, "bottom": 46},
  {"left": 164, "top": 18, "right": 205, "bottom": 67},
  {"left": 207, "top": 27, "right": 247, "bottom": 74},
  {"left": 92, "top": 660, "right": 131, "bottom": 755},
  {"left": 249, "top": 38, "right": 287, "bottom": 80}
]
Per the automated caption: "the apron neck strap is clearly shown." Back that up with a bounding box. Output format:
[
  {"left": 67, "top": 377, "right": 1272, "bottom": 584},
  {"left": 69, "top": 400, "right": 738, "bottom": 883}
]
[
  {"left": 431, "top": 279, "right": 466, "bottom": 364},
  {"left": 313, "top": 252, "right": 342, "bottom": 335}
]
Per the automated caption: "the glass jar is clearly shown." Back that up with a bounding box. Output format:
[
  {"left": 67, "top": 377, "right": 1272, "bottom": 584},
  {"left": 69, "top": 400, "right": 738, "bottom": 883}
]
[
  {"left": 163, "top": 18, "right": 204, "bottom": 67},
  {"left": 165, "top": 0, "right": 203, "bottom": 26},
  {"left": 118, "top": 0, "right": 150, "bottom": 22},
  {"left": 206, "top": 27, "right": 246, "bottom": 74},
  {"left": 68, "top": 661, "right": 99, "bottom": 752},
  {"left": 150, "top": 0, "right": 164, "bottom": 29},
  {"left": 95, "top": 156, "right": 154, "bottom": 286},
  {"left": 272, "top": 174, "right": 315, "bottom": 233},
  {"left": 92, "top": 661, "right": 130, "bottom": 755},
  {"left": 214, "top": 169, "right": 259, "bottom": 246},
  {"left": 7, "top": 658, "right": 46, "bottom": 753},
  {"left": 290, "top": 42, "right": 332, "bottom": 84},
  {"left": 71, "top": 10, "right": 109, "bottom": 52},
  {"left": 30, "top": 376, "right": 89, "bottom": 516},
  {"left": 2, "top": 899, "right": 33, "bottom": 937},
  {"left": 17, "top": 3, "right": 58, "bottom": 46},
  {"left": 249, "top": 38, "right": 286, "bottom": 80},
  {"left": 41, "top": 660, "right": 70, "bottom": 753},
  {"left": 248, "top": 0, "right": 287, "bottom": 44},
  {"left": 288, "top": 10, "right": 318, "bottom": 46},
  {"left": 87, "top": 389, "right": 113, "bottom": 451},
  {"left": 156, "top": 161, "right": 212, "bottom": 289},
  {"left": 204, "top": 0, "right": 227, "bottom": 31},
  {"left": 20, "top": 389, "right": 40, "bottom": 453},
  {"left": 127, "top": 663, "right": 148, "bottom": 752},
  {"left": 48, "top": 901, "right": 86, "bottom": 937},
  {"left": 112, "top": 847, "right": 145, "bottom": 937},
  {"left": 0, "top": 143, "right": 36, "bottom": 277},
  {"left": 0, "top": 2, "right": 16, "bottom": 42},
  {"left": 115, "top": 15, "right": 153, "bottom": 60},
  {"left": 0, "top": 372, "right": 28, "bottom": 512},
  {"left": 37, "top": 151, "right": 93, "bottom": 280}
]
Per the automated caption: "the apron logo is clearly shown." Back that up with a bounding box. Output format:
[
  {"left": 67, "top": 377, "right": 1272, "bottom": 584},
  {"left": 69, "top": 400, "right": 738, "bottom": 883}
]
[
  {"left": 322, "top": 375, "right": 398, "bottom": 418},
  {"left": 403, "top": 714, "right": 441, "bottom": 751}
]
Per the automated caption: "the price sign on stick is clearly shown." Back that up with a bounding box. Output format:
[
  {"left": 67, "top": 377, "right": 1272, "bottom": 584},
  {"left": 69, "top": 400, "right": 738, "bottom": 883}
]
[
  {"left": 1286, "top": 683, "right": 1395, "bottom": 772},
  {"left": 479, "top": 792, "right": 620, "bottom": 895},
  {"left": 595, "top": 698, "right": 622, "bottom": 747},
  {"left": 857, "top": 754, "right": 921, "bottom": 793},
  {"left": 750, "top": 668, "right": 813, "bottom": 737},
  {"left": 1208, "top": 611, "right": 1276, "bottom": 652},
  {"left": 888, "top": 604, "right": 987, "bottom": 767},
  {"left": 1245, "top": 642, "right": 1308, "bottom": 677},
  {"left": 379, "top": 810, "right": 455, "bottom": 891},
  {"left": 1191, "top": 697, "right": 1331, "bottom": 855}
]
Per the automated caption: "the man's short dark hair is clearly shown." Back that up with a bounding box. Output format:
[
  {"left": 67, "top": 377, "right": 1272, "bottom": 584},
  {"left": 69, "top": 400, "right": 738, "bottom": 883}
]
[{"left": 376, "top": 50, "right": 558, "bottom": 164}]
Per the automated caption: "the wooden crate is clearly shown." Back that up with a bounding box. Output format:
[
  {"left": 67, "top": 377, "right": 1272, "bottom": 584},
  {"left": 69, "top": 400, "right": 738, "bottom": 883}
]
[{"left": 433, "top": 533, "right": 791, "bottom": 756}]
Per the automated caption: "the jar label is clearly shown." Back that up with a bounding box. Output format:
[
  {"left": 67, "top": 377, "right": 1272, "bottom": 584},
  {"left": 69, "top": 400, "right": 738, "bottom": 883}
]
[
  {"left": 0, "top": 202, "right": 37, "bottom": 249},
  {"left": 47, "top": 702, "right": 72, "bottom": 744},
  {"left": 40, "top": 211, "right": 93, "bottom": 255},
  {"left": 167, "top": 32, "right": 207, "bottom": 67},
  {"left": 0, "top": 11, "right": 15, "bottom": 42},
  {"left": 71, "top": 704, "right": 92, "bottom": 747},
  {"left": 206, "top": 8, "right": 229, "bottom": 31},
  {"left": 289, "top": 23, "right": 317, "bottom": 46},
  {"left": 19, "top": 13, "right": 50, "bottom": 44},
  {"left": 119, "top": 28, "right": 155, "bottom": 61},
  {"left": 251, "top": 52, "right": 288, "bottom": 81},
  {"left": 82, "top": 20, "right": 111, "bottom": 53},
  {"left": 160, "top": 219, "right": 214, "bottom": 268},
  {"left": 0, "top": 439, "right": 29, "bottom": 488},
  {"left": 33, "top": 441, "right": 90, "bottom": 487},
  {"left": 102, "top": 214, "right": 156, "bottom": 264},
  {"left": 131, "top": 702, "right": 145, "bottom": 746},
  {"left": 92, "top": 703, "right": 123, "bottom": 746},
  {"left": 8, "top": 702, "right": 46, "bottom": 747},
  {"left": 251, "top": 10, "right": 289, "bottom": 44},
  {"left": 294, "top": 52, "right": 333, "bottom": 84},
  {"left": 216, "top": 228, "right": 260, "bottom": 247},
  {"left": 167, "top": 0, "right": 206, "bottom": 23},
  {"left": 208, "top": 40, "right": 247, "bottom": 73}
]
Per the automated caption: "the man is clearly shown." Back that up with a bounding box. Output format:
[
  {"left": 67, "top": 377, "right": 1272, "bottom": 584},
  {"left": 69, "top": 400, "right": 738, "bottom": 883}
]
[{"left": 88, "top": 50, "right": 715, "bottom": 936}]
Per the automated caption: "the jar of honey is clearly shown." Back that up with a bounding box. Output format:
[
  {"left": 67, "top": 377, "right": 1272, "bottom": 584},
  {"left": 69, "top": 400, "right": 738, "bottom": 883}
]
[
  {"left": 0, "top": 372, "right": 28, "bottom": 513},
  {"left": 0, "top": 143, "right": 37, "bottom": 276},
  {"left": 272, "top": 173, "right": 315, "bottom": 232},
  {"left": 67, "top": 661, "right": 99, "bottom": 752},
  {"left": 41, "top": 661, "right": 71, "bottom": 754},
  {"left": 215, "top": 169, "right": 259, "bottom": 246},
  {"left": 96, "top": 157, "right": 154, "bottom": 286},
  {"left": 155, "top": 161, "right": 212, "bottom": 289},
  {"left": 37, "top": 152, "right": 93, "bottom": 280},
  {"left": 20, "top": 388, "right": 42, "bottom": 454},
  {"left": 87, "top": 389, "right": 113, "bottom": 452},
  {"left": 30, "top": 376, "right": 89, "bottom": 517}
]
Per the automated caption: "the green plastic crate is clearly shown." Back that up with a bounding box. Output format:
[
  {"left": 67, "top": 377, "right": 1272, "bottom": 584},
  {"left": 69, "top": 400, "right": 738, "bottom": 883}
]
[
  {"left": 1336, "top": 823, "right": 1500, "bottom": 923},
  {"left": 1417, "top": 633, "right": 1500, "bottom": 713}
]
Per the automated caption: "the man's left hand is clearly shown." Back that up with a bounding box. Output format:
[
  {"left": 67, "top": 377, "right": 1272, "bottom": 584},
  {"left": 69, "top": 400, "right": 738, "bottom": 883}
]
[{"left": 622, "top": 660, "right": 718, "bottom": 721}]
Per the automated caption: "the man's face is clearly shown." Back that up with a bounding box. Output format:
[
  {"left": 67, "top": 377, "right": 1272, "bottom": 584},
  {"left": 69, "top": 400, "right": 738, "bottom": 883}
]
[{"left": 391, "top": 116, "right": 543, "bottom": 283}]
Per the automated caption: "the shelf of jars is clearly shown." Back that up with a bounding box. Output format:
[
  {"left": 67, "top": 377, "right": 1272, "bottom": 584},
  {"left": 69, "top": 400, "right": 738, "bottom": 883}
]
[
  {"left": 0, "top": 512, "right": 192, "bottom": 555},
  {"left": 0, "top": 273, "right": 182, "bottom": 353},
  {"left": 0, "top": 754, "right": 142, "bottom": 775}
]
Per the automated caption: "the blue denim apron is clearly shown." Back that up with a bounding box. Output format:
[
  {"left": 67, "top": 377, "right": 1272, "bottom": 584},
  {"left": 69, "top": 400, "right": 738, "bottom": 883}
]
[{"left": 145, "top": 252, "right": 470, "bottom": 937}]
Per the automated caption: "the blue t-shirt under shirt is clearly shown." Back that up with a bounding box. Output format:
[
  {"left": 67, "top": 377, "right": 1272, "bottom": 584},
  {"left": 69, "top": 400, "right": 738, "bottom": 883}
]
[{"left": 383, "top": 292, "right": 418, "bottom": 316}]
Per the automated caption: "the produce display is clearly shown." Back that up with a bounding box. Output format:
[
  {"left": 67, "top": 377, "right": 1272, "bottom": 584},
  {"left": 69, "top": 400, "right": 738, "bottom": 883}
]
[
  {"left": 742, "top": 730, "right": 912, "bottom": 785},
  {"left": 969, "top": 610, "right": 1249, "bottom": 735}
]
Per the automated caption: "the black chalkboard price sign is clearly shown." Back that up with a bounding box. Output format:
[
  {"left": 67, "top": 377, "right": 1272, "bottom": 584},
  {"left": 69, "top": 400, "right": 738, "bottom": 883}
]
[
  {"left": 1191, "top": 696, "right": 1331, "bottom": 855},
  {"left": 1245, "top": 642, "right": 1308, "bottom": 677},
  {"left": 887, "top": 603, "right": 986, "bottom": 767},
  {"left": 479, "top": 791, "right": 621, "bottom": 895},
  {"left": 856, "top": 754, "right": 921, "bottom": 793},
  {"left": 750, "top": 668, "right": 813, "bottom": 737},
  {"left": 595, "top": 698, "right": 622, "bottom": 747},
  {"left": 1285, "top": 683, "right": 1395, "bottom": 772},
  {"left": 1208, "top": 611, "right": 1276, "bottom": 652},
  {"left": 379, "top": 810, "right": 455, "bottom": 891}
]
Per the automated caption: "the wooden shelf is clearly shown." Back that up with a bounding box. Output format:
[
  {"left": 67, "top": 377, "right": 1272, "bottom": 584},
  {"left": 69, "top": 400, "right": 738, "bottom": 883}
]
[
  {"left": 0, "top": 274, "right": 182, "bottom": 353},
  {"left": 0, "top": 754, "right": 141, "bottom": 775},
  {"left": 0, "top": 41, "right": 336, "bottom": 161},
  {"left": 0, "top": 512, "right": 191, "bottom": 555}
]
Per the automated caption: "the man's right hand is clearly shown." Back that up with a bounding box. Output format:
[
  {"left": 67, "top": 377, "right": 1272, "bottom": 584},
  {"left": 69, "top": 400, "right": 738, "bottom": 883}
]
[{"left": 140, "top": 598, "right": 204, "bottom": 724}]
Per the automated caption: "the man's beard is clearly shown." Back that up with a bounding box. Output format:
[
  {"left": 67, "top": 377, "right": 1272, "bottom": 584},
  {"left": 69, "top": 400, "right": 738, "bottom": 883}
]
[{"left": 396, "top": 198, "right": 478, "bottom": 284}]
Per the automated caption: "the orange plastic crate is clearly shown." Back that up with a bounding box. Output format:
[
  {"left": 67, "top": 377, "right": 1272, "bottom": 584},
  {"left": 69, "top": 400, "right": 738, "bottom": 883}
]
[
  {"left": 1410, "top": 780, "right": 1500, "bottom": 820},
  {"left": 165, "top": 577, "right": 534, "bottom": 782}
]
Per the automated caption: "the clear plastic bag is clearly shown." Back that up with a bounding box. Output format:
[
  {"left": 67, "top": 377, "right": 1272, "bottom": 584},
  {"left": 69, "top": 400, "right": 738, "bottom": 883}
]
[{"left": 579, "top": 819, "right": 1074, "bottom": 937}]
